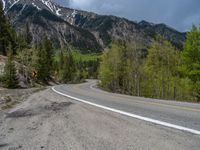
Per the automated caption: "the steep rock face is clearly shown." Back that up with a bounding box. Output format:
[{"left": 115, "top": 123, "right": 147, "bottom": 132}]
[
  {"left": 70, "top": 14, "right": 186, "bottom": 49},
  {"left": 72, "top": 15, "right": 152, "bottom": 47},
  {"left": 138, "top": 21, "right": 186, "bottom": 49},
  {"left": 4, "top": 0, "right": 101, "bottom": 52},
  {"left": 4, "top": 0, "right": 61, "bottom": 15},
  {"left": 2, "top": 0, "right": 186, "bottom": 52}
]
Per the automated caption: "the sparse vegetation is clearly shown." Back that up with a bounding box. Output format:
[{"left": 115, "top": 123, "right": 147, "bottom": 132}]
[
  {"left": 3, "top": 45, "right": 19, "bottom": 88},
  {"left": 0, "top": 87, "right": 45, "bottom": 110}
]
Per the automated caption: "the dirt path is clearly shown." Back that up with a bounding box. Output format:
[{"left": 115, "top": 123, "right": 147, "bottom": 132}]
[{"left": 0, "top": 88, "right": 199, "bottom": 150}]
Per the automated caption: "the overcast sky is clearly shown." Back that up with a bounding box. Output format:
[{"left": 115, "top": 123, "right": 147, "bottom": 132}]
[{"left": 55, "top": 0, "right": 200, "bottom": 32}]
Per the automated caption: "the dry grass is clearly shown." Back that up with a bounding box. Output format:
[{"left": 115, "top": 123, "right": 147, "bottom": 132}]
[{"left": 0, "top": 87, "right": 46, "bottom": 110}]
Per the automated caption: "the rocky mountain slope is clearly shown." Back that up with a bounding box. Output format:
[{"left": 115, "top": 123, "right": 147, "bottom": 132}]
[{"left": 2, "top": 0, "right": 186, "bottom": 52}]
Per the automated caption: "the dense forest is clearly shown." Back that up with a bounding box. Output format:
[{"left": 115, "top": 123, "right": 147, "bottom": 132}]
[
  {"left": 99, "top": 27, "right": 200, "bottom": 102},
  {"left": 0, "top": 1, "right": 199, "bottom": 102}
]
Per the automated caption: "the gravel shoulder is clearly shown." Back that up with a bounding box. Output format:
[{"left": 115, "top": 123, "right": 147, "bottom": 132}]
[{"left": 0, "top": 88, "right": 199, "bottom": 150}]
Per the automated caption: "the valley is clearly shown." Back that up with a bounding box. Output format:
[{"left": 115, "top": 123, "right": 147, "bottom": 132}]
[{"left": 0, "top": 1, "right": 200, "bottom": 150}]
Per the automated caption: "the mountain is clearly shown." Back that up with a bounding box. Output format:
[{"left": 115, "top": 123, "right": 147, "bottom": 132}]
[
  {"left": 2, "top": 0, "right": 186, "bottom": 52},
  {"left": 3, "top": 0, "right": 101, "bottom": 53}
]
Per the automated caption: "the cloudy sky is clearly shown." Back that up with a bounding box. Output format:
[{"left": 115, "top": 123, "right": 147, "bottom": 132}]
[{"left": 55, "top": 0, "right": 200, "bottom": 32}]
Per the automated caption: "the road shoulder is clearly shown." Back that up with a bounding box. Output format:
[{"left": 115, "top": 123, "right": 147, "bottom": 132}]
[{"left": 0, "top": 88, "right": 199, "bottom": 150}]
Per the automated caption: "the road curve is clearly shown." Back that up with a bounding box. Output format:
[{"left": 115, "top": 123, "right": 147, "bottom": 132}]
[{"left": 52, "top": 80, "right": 200, "bottom": 135}]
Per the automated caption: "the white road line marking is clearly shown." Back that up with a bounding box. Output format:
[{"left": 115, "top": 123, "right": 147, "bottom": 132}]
[{"left": 52, "top": 86, "right": 200, "bottom": 135}]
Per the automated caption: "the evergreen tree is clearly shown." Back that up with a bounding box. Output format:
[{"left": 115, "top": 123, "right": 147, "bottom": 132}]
[
  {"left": 59, "top": 49, "right": 75, "bottom": 83},
  {"left": 17, "top": 47, "right": 34, "bottom": 84},
  {"left": 34, "top": 37, "right": 53, "bottom": 82},
  {"left": 17, "top": 33, "right": 28, "bottom": 50},
  {"left": 3, "top": 44, "right": 18, "bottom": 88},
  {"left": 0, "top": 2, "right": 17, "bottom": 55},
  {"left": 182, "top": 25, "right": 200, "bottom": 101},
  {"left": 25, "top": 23, "right": 32, "bottom": 45},
  {"left": 43, "top": 36, "right": 53, "bottom": 76},
  {"left": 35, "top": 42, "right": 48, "bottom": 82}
]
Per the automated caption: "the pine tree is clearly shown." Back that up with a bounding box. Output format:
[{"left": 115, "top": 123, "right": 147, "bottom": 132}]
[
  {"left": 17, "top": 33, "right": 28, "bottom": 50},
  {"left": 35, "top": 42, "right": 49, "bottom": 82},
  {"left": 43, "top": 36, "right": 53, "bottom": 76},
  {"left": 25, "top": 23, "right": 32, "bottom": 45},
  {"left": 3, "top": 44, "right": 19, "bottom": 88},
  {"left": 59, "top": 49, "right": 75, "bottom": 83},
  {"left": 34, "top": 37, "right": 53, "bottom": 82},
  {"left": 0, "top": 2, "right": 17, "bottom": 55}
]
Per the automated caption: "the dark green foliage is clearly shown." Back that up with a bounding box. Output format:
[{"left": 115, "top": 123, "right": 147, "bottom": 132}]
[
  {"left": 14, "top": 23, "right": 32, "bottom": 50},
  {"left": 16, "top": 33, "right": 29, "bottom": 50},
  {"left": 3, "top": 45, "right": 19, "bottom": 88},
  {"left": 34, "top": 37, "right": 53, "bottom": 82},
  {"left": 58, "top": 49, "right": 75, "bottom": 83},
  {"left": 25, "top": 23, "right": 32, "bottom": 45},
  {"left": 0, "top": 2, "right": 17, "bottom": 55}
]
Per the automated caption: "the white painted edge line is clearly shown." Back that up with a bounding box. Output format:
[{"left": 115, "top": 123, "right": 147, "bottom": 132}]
[{"left": 52, "top": 86, "right": 200, "bottom": 135}]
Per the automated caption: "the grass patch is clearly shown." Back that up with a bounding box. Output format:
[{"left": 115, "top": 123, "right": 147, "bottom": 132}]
[
  {"left": 1, "top": 101, "right": 19, "bottom": 110},
  {"left": 54, "top": 50, "right": 102, "bottom": 62},
  {"left": 72, "top": 51, "right": 102, "bottom": 62},
  {"left": 0, "top": 87, "right": 46, "bottom": 110}
]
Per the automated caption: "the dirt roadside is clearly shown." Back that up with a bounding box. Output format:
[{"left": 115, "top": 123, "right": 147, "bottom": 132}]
[
  {"left": 0, "top": 88, "right": 199, "bottom": 150},
  {"left": 0, "top": 88, "right": 46, "bottom": 110}
]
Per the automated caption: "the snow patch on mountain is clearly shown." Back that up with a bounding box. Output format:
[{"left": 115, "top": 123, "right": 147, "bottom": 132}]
[
  {"left": 41, "top": 0, "right": 54, "bottom": 12},
  {"left": 68, "top": 9, "right": 77, "bottom": 24},
  {"left": 40, "top": 0, "right": 62, "bottom": 16},
  {"left": 3, "top": 0, "right": 63, "bottom": 16},
  {"left": 19, "top": 4, "right": 26, "bottom": 14},
  {"left": 72, "top": 9, "right": 77, "bottom": 18},
  {"left": 1, "top": 0, "right": 5, "bottom": 10},
  {"left": 32, "top": 2, "right": 41, "bottom": 10},
  {"left": 6, "top": 0, "right": 20, "bottom": 13},
  {"left": 56, "top": 8, "right": 61, "bottom": 16}
]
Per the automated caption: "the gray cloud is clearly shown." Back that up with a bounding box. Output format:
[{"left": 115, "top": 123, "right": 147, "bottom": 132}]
[{"left": 55, "top": 0, "right": 200, "bottom": 31}]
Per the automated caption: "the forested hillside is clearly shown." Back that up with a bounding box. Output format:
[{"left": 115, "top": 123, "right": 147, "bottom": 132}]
[{"left": 99, "top": 26, "right": 200, "bottom": 102}]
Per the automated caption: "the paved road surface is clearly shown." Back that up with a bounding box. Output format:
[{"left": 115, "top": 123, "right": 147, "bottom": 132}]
[{"left": 53, "top": 80, "right": 200, "bottom": 134}]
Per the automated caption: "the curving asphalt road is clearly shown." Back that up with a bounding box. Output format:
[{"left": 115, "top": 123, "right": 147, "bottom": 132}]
[{"left": 52, "top": 80, "right": 200, "bottom": 135}]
